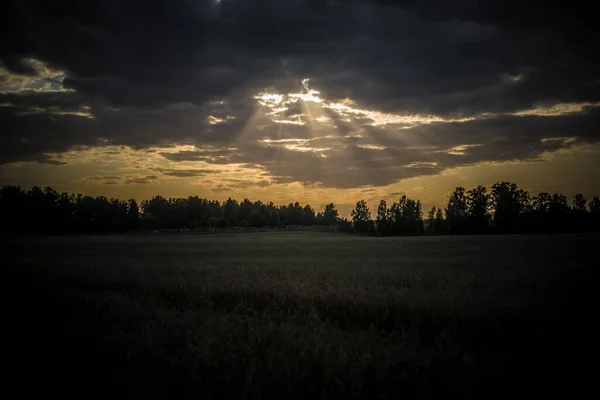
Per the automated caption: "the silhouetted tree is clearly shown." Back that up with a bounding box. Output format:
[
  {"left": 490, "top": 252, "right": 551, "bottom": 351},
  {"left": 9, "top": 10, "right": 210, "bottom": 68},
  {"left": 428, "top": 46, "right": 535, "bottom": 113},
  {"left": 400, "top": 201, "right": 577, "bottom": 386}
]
[
  {"left": 434, "top": 208, "right": 445, "bottom": 234},
  {"left": 569, "top": 193, "right": 589, "bottom": 232},
  {"left": 322, "top": 203, "right": 339, "bottom": 225},
  {"left": 315, "top": 212, "right": 324, "bottom": 225},
  {"left": 268, "top": 207, "right": 281, "bottom": 228},
  {"left": 490, "top": 182, "right": 530, "bottom": 233},
  {"left": 351, "top": 200, "right": 372, "bottom": 233},
  {"left": 446, "top": 187, "right": 467, "bottom": 234},
  {"left": 222, "top": 198, "right": 239, "bottom": 227},
  {"left": 249, "top": 201, "right": 267, "bottom": 227},
  {"left": 549, "top": 193, "right": 570, "bottom": 232},
  {"left": 375, "top": 200, "right": 390, "bottom": 236},
  {"left": 388, "top": 195, "right": 424, "bottom": 236},
  {"left": 303, "top": 205, "right": 316, "bottom": 226},
  {"left": 572, "top": 194, "right": 587, "bottom": 213},
  {"left": 126, "top": 199, "right": 140, "bottom": 231},
  {"left": 2, "top": 184, "right": 599, "bottom": 235},
  {"left": 426, "top": 206, "right": 437, "bottom": 234},
  {"left": 466, "top": 185, "right": 490, "bottom": 234}
]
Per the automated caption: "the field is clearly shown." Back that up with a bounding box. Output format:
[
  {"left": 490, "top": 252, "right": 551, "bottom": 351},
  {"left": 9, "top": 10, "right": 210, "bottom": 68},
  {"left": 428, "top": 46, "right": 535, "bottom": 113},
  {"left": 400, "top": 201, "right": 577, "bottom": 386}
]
[{"left": 4, "top": 232, "right": 596, "bottom": 398}]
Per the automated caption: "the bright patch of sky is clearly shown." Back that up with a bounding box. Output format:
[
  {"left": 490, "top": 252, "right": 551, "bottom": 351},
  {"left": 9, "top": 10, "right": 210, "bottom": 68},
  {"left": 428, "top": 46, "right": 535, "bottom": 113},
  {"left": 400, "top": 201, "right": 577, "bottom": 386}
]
[
  {"left": 0, "top": 58, "right": 70, "bottom": 93},
  {"left": 254, "top": 79, "right": 598, "bottom": 129}
]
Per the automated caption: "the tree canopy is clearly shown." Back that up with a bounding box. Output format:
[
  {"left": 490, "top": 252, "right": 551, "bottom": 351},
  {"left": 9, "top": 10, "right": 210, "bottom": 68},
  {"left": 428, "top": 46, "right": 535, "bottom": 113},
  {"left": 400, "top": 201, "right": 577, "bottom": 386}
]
[{"left": 1, "top": 183, "right": 598, "bottom": 235}]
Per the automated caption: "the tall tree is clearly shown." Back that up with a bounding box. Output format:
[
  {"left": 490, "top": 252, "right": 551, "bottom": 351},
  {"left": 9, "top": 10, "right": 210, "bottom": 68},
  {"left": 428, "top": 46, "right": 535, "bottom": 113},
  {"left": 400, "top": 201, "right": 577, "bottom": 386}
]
[
  {"left": 351, "top": 200, "right": 371, "bottom": 233},
  {"left": 490, "top": 182, "right": 530, "bottom": 233},
  {"left": 238, "top": 198, "right": 254, "bottom": 227},
  {"left": 388, "top": 195, "right": 424, "bottom": 236},
  {"left": 303, "top": 205, "right": 316, "bottom": 226},
  {"left": 222, "top": 198, "right": 240, "bottom": 227},
  {"left": 446, "top": 187, "right": 467, "bottom": 234},
  {"left": 376, "top": 200, "right": 388, "bottom": 224},
  {"left": 375, "top": 200, "right": 389, "bottom": 236},
  {"left": 322, "top": 203, "right": 339, "bottom": 225},
  {"left": 426, "top": 206, "right": 437, "bottom": 234},
  {"left": 466, "top": 185, "right": 490, "bottom": 233},
  {"left": 126, "top": 199, "right": 140, "bottom": 231},
  {"left": 572, "top": 193, "right": 587, "bottom": 213},
  {"left": 570, "top": 193, "right": 588, "bottom": 232},
  {"left": 434, "top": 208, "right": 445, "bottom": 234}
]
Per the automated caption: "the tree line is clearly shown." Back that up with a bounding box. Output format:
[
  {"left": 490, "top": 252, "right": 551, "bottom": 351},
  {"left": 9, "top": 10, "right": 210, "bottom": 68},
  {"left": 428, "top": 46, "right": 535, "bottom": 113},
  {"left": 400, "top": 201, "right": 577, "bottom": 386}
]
[
  {"left": 349, "top": 182, "right": 600, "bottom": 235},
  {"left": 0, "top": 185, "right": 339, "bottom": 234},
  {"left": 1, "top": 182, "right": 599, "bottom": 235}
]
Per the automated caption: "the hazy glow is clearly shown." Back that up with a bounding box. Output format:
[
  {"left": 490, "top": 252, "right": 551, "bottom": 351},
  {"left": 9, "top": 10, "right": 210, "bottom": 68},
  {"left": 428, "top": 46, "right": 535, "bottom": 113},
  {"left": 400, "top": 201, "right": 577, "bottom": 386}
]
[
  {"left": 17, "top": 105, "right": 94, "bottom": 119},
  {"left": 282, "top": 144, "right": 330, "bottom": 153},
  {"left": 272, "top": 116, "right": 304, "bottom": 125},
  {"left": 406, "top": 162, "right": 439, "bottom": 168},
  {"left": 512, "top": 102, "right": 599, "bottom": 116},
  {"left": 254, "top": 93, "right": 285, "bottom": 107},
  {"left": 356, "top": 144, "right": 386, "bottom": 150},
  {"left": 325, "top": 100, "right": 453, "bottom": 127},
  {"left": 439, "top": 144, "right": 483, "bottom": 156},
  {"left": 159, "top": 145, "right": 200, "bottom": 153},
  {"left": 505, "top": 73, "right": 525, "bottom": 82},
  {"left": 207, "top": 115, "right": 235, "bottom": 124},
  {"left": 289, "top": 79, "right": 323, "bottom": 103},
  {"left": 259, "top": 138, "right": 329, "bottom": 153},
  {"left": 260, "top": 138, "right": 312, "bottom": 144},
  {"left": 540, "top": 137, "right": 577, "bottom": 144},
  {"left": 254, "top": 81, "right": 598, "bottom": 131}
]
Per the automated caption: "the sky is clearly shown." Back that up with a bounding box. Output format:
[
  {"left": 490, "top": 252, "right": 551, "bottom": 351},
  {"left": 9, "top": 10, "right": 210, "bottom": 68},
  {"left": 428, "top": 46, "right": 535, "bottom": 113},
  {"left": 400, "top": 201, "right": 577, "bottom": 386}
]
[{"left": 1, "top": 0, "right": 599, "bottom": 216}]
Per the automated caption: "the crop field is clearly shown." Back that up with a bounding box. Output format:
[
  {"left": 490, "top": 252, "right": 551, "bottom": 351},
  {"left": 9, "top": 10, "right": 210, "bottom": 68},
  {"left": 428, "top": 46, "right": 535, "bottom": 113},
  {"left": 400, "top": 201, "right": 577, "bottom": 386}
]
[{"left": 4, "top": 232, "right": 595, "bottom": 399}]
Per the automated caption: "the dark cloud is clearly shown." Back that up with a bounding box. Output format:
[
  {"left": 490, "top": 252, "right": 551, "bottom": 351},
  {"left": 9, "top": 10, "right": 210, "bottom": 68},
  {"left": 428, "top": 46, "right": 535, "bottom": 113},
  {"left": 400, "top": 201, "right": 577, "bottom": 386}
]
[
  {"left": 187, "top": 106, "right": 600, "bottom": 188},
  {"left": 124, "top": 175, "right": 159, "bottom": 185},
  {"left": 84, "top": 175, "right": 123, "bottom": 185},
  {"left": 158, "top": 169, "right": 219, "bottom": 178},
  {"left": 37, "top": 158, "right": 67, "bottom": 166},
  {"left": 1, "top": 1, "right": 599, "bottom": 189},
  {"left": 188, "top": 108, "right": 599, "bottom": 188},
  {"left": 86, "top": 175, "right": 121, "bottom": 181},
  {"left": 3, "top": 1, "right": 596, "bottom": 113},
  {"left": 211, "top": 179, "right": 272, "bottom": 192},
  {"left": 159, "top": 149, "right": 235, "bottom": 163},
  {"left": 84, "top": 174, "right": 160, "bottom": 185}
]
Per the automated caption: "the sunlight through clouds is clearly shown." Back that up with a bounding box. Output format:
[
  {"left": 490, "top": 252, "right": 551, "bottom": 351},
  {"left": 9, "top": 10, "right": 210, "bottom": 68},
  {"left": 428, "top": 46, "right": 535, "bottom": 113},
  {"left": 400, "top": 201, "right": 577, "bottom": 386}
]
[
  {"left": 207, "top": 115, "right": 235, "bottom": 125},
  {"left": 253, "top": 79, "right": 476, "bottom": 130},
  {"left": 511, "top": 102, "right": 600, "bottom": 117},
  {"left": 0, "top": 0, "right": 599, "bottom": 222},
  {"left": 356, "top": 144, "right": 386, "bottom": 150},
  {"left": 16, "top": 105, "right": 94, "bottom": 119},
  {"left": 438, "top": 144, "right": 484, "bottom": 156}
]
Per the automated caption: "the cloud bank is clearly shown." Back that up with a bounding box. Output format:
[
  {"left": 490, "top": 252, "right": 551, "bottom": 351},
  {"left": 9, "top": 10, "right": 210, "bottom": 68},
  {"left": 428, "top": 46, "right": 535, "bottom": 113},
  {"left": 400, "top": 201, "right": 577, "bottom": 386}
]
[{"left": 1, "top": 0, "right": 598, "bottom": 189}]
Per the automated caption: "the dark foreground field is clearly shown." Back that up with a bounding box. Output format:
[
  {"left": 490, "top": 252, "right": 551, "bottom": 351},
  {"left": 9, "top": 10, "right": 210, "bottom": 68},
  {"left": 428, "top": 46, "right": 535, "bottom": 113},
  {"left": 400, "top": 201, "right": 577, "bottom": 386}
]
[{"left": 4, "top": 232, "right": 596, "bottom": 398}]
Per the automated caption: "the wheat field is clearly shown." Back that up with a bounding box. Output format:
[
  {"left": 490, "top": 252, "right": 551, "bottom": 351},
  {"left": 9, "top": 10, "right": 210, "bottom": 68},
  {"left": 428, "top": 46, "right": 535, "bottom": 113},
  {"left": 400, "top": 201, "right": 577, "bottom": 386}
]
[{"left": 4, "top": 232, "right": 595, "bottom": 399}]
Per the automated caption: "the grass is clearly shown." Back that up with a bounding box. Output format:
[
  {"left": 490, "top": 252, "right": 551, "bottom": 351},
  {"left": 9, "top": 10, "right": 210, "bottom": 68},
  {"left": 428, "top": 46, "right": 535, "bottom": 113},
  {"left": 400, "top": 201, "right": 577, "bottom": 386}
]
[{"left": 4, "top": 232, "right": 596, "bottom": 399}]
